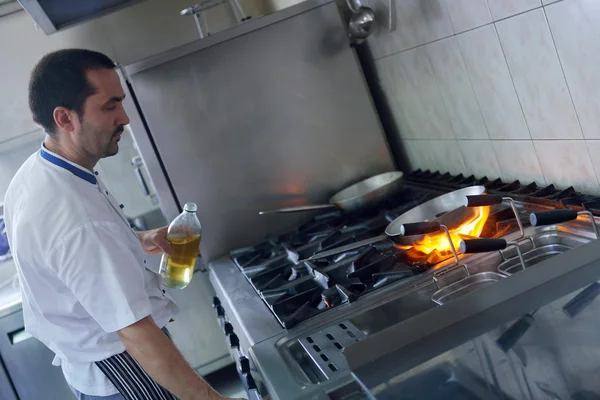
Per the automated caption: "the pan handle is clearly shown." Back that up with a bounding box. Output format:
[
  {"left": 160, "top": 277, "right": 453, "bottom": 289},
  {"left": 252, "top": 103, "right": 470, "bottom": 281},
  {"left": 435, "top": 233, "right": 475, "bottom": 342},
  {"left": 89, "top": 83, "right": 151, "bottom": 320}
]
[
  {"left": 460, "top": 238, "right": 508, "bottom": 253},
  {"left": 562, "top": 282, "right": 600, "bottom": 318},
  {"left": 399, "top": 222, "right": 441, "bottom": 236},
  {"left": 464, "top": 195, "right": 503, "bottom": 207},
  {"left": 496, "top": 311, "right": 537, "bottom": 353},
  {"left": 529, "top": 210, "right": 578, "bottom": 226},
  {"left": 259, "top": 204, "right": 336, "bottom": 215},
  {"left": 301, "top": 234, "right": 388, "bottom": 262}
]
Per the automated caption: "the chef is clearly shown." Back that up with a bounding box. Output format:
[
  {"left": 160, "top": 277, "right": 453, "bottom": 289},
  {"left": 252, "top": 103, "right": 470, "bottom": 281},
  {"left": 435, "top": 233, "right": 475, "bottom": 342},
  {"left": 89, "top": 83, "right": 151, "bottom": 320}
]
[{"left": 3, "top": 49, "right": 244, "bottom": 400}]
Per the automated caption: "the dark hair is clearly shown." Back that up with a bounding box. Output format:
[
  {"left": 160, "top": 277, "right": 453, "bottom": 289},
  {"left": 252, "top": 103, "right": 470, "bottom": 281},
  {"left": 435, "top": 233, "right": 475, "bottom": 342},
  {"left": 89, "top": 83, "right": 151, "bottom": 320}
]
[{"left": 28, "top": 49, "right": 116, "bottom": 135}]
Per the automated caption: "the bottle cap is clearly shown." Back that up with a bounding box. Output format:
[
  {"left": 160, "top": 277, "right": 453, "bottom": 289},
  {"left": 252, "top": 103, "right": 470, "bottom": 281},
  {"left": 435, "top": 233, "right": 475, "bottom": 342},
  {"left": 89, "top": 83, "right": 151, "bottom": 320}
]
[{"left": 183, "top": 202, "right": 197, "bottom": 212}]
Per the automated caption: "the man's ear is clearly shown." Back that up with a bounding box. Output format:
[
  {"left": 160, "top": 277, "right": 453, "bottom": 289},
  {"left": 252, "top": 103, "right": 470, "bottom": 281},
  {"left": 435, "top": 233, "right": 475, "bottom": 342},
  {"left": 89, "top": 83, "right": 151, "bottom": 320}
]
[{"left": 53, "top": 107, "right": 77, "bottom": 133}]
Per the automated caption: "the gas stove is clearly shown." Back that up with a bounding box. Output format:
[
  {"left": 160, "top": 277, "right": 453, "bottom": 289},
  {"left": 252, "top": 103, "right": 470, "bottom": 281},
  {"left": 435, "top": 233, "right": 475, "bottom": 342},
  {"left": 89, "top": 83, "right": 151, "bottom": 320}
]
[
  {"left": 208, "top": 170, "right": 600, "bottom": 400},
  {"left": 226, "top": 170, "right": 600, "bottom": 329}
]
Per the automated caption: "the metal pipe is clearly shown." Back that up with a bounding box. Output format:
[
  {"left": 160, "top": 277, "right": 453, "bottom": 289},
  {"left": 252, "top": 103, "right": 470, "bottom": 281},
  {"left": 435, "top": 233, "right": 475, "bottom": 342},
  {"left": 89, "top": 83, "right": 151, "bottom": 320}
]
[
  {"left": 388, "top": 0, "right": 396, "bottom": 32},
  {"left": 503, "top": 198, "right": 525, "bottom": 239},
  {"left": 579, "top": 210, "right": 600, "bottom": 239},
  {"left": 511, "top": 242, "right": 526, "bottom": 271},
  {"left": 440, "top": 225, "right": 459, "bottom": 265},
  {"left": 225, "top": 0, "right": 240, "bottom": 24},
  {"left": 230, "top": 0, "right": 246, "bottom": 21},
  {"left": 193, "top": 13, "right": 205, "bottom": 39},
  {"left": 200, "top": 11, "right": 210, "bottom": 36}
]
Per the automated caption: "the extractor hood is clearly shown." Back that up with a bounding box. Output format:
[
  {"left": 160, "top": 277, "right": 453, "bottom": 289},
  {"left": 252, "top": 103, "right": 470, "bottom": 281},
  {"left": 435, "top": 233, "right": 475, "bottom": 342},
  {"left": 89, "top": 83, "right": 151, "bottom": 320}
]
[{"left": 17, "top": 0, "right": 146, "bottom": 34}]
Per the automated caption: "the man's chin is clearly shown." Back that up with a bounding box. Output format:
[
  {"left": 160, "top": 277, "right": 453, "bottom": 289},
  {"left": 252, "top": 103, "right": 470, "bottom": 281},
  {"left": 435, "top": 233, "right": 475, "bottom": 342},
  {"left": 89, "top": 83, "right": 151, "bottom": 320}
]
[{"left": 102, "top": 144, "right": 119, "bottom": 158}]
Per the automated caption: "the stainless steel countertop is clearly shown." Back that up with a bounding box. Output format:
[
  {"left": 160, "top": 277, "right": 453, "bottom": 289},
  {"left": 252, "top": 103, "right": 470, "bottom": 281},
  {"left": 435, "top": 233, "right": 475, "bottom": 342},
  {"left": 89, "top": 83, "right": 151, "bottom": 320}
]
[{"left": 208, "top": 256, "right": 284, "bottom": 353}]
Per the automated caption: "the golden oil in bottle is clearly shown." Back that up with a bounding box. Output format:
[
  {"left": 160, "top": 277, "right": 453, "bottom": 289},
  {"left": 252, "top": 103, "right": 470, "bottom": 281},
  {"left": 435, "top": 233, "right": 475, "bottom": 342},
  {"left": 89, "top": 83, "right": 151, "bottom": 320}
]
[
  {"left": 160, "top": 234, "right": 201, "bottom": 289},
  {"left": 160, "top": 203, "right": 201, "bottom": 289}
]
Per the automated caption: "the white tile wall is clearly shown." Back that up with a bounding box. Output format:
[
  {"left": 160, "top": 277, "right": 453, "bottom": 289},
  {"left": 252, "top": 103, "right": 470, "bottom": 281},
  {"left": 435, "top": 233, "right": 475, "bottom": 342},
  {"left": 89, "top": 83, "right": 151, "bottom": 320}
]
[
  {"left": 492, "top": 140, "right": 546, "bottom": 186},
  {"left": 457, "top": 140, "right": 502, "bottom": 180},
  {"left": 427, "top": 140, "right": 467, "bottom": 175},
  {"left": 366, "top": 0, "right": 453, "bottom": 59},
  {"left": 456, "top": 25, "right": 529, "bottom": 140},
  {"left": 425, "top": 37, "right": 488, "bottom": 140},
  {"left": 495, "top": 9, "right": 581, "bottom": 140},
  {"left": 394, "top": 47, "right": 455, "bottom": 139},
  {"left": 443, "top": 0, "right": 491, "bottom": 33},
  {"left": 533, "top": 140, "right": 599, "bottom": 193},
  {"left": 370, "top": 0, "right": 600, "bottom": 194},
  {"left": 487, "top": 0, "right": 541, "bottom": 20},
  {"left": 546, "top": 0, "right": 600, "bottom": 139}
]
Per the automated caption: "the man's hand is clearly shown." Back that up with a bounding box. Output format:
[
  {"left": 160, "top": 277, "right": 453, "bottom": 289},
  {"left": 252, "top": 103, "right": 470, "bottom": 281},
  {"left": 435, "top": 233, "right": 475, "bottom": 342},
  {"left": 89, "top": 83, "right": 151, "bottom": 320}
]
[{"left": 137, "top": 226, "right": 173, "bottom": 255}]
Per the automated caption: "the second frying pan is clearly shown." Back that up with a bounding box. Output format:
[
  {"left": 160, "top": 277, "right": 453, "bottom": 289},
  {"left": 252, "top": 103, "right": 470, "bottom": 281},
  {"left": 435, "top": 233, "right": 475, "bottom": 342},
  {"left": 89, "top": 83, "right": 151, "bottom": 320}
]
[
  {"left": 259, "top": 171, "right": 404, "bottom": 215},
  {"left": 304, "top": 185, "right": 486, "bottom": 261}
]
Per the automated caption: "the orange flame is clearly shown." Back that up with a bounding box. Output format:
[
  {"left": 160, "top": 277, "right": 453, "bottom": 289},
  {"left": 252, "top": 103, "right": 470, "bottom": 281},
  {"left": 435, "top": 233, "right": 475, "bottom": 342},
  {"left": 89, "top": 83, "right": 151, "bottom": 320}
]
[{"left": 406, "top": 206, "right": 491, "bottom": 263}]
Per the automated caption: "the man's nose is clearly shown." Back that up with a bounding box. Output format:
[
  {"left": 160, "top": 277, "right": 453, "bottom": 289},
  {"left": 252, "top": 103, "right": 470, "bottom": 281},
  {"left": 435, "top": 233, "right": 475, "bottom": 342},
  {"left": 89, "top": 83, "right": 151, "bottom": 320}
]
[{"left": 118, "top": 106, "right": 131, "bottom": 126}]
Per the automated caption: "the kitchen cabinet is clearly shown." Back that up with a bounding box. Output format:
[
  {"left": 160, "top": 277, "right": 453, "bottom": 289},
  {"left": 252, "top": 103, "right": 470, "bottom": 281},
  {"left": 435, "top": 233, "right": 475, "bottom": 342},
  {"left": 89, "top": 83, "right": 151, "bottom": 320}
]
[
  {"left": 0, "top": 355, "right": 17, "bottom": 400},
  {"left": 0, "top": 310, "right": 72, "bottom": 400}
]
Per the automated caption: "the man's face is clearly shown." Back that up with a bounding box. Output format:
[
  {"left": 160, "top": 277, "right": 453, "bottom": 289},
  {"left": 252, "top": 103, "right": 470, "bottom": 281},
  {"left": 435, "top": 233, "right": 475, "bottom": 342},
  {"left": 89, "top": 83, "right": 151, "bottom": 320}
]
[{"left": 75, "top": 69, "right": 130, "bottom": 159}]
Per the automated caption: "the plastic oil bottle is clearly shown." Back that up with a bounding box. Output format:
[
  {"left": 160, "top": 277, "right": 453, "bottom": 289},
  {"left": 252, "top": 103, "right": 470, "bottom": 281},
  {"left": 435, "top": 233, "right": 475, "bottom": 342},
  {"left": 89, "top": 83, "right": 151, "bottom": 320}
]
[{"left": 159, "top": 202, "right": 201, "bottom": 289}]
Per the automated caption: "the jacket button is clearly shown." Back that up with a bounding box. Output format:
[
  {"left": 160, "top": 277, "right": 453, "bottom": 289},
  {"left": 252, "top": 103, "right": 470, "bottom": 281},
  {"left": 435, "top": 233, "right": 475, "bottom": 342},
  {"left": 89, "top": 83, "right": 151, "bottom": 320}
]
[{"left": 119, "top": 204, "right": 124, "bottom": 209}]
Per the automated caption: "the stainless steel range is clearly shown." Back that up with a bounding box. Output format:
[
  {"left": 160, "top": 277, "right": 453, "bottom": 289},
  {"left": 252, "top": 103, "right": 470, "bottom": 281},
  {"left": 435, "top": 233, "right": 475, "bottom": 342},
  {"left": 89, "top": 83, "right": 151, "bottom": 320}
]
[
  {"left": 115, "top": 0, "right": 600, "bottom": 397},
  {"left": 210, "top": 170, "right": 600, "bottom": 400}
]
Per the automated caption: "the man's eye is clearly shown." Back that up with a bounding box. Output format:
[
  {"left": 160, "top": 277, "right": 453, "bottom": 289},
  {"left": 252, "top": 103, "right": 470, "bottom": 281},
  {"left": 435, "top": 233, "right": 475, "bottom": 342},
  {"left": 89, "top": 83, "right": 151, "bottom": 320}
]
[{"left": 106, "top": 105, "right": 116, "bottom": 111}]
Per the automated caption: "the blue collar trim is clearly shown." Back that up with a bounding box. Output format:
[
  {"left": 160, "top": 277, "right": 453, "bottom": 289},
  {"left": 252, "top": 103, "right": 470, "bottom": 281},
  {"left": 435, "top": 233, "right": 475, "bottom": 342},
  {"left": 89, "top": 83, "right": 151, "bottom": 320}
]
[{"left": 39, "top": 148, "right": 97, "bottom": 185}]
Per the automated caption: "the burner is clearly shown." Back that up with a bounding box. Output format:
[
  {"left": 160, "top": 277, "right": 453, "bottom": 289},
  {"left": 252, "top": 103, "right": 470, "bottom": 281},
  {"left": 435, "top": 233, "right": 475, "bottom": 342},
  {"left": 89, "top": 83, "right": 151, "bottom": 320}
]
[
  {"left": 232, "top": 168, "right": 600, "bottom": 328},
  {"left": 319, "top": 285, "right": 357, "bottom": 310},
  {"left": 321, "top": 286, "right": 342, "bottom": 309},
  {"left": 288, "top": 266, "right": 303, "bottom": 281}
]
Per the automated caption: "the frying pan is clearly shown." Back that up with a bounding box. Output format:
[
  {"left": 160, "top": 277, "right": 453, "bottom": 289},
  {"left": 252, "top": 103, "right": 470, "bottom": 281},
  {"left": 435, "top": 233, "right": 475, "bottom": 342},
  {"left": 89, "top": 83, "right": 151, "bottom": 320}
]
[
  {"left": 259, "top": 171, "right": 404, "bottom": 215},
  {"left": 304, "top": 185, "right": 486, "bottom": 261}
]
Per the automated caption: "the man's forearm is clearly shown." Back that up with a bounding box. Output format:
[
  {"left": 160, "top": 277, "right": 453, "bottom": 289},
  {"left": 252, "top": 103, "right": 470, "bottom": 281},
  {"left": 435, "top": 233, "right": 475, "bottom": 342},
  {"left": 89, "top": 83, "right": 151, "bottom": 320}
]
[{"left": 118, "top": 316, "right": 221, "bottom": 400}]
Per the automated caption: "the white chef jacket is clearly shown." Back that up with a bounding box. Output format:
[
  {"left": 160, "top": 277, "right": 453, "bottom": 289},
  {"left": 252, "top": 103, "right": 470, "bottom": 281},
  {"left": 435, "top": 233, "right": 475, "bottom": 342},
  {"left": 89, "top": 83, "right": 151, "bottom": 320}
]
[{"left": 3, "top": 145, "right": 179, "bottom": 396}]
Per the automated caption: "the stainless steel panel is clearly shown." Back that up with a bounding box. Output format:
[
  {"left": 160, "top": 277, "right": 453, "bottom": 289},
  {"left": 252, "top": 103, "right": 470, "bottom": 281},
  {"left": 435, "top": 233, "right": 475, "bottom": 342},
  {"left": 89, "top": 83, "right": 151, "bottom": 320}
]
[
  {"left": 0, "top": 310, "right": 73, "bottom": 399},
  {"left": 0, "top": 354, "right": 17, "bottom": 400},
  {"left": 125, "top": 0, "right": 394, "bottom": 262},
  {"left": 124, "top": 0, "right": 336, "bottom": 76},
  {"left": 344, "top": 236, "right": 600, "bottom": 391},
  {"left": 209, "top": 256, "right": 284, "bottom": 351}
]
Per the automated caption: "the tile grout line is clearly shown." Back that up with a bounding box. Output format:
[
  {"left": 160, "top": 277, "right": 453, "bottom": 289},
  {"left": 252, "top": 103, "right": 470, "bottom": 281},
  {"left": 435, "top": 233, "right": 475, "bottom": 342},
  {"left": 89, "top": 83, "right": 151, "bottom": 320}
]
[
  {"left": 371, "top": 4, "right": 548, "bottom": 63},
  {"left": 421, "top": 39, "right": 463, "bottom": 147},
  {"left": 492, "top": 18, "right": 534, "bottom": 143},
  {"left": 530, "top": 141, "right": 549, "bottom": 187},
  {"left": 483, "top": 0, "right": 493, "bottom": 21},
  {"left": 583, "top": 139, "right": 600, "bottom": 190},
  {"left": 453, "top": 29, "right": 494, "bottom": 142},
  {"left": 543, "top": 5, "right": 600, "bottom": 189},
  {"left": 441, "top": 0, "right": 458, "bottom": 35},
  {"left": 542, "top": 6, "right": 586, "bottom": 140},
  {"left": 468, "top": 22, "right": 517, "bottom": 183}
]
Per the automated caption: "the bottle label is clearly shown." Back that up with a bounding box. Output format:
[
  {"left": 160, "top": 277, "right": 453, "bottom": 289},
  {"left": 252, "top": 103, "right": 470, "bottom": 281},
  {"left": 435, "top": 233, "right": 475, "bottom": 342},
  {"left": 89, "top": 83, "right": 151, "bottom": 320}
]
[{"left": 159, "top": 254, "right": 169, "bottom": 274}]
